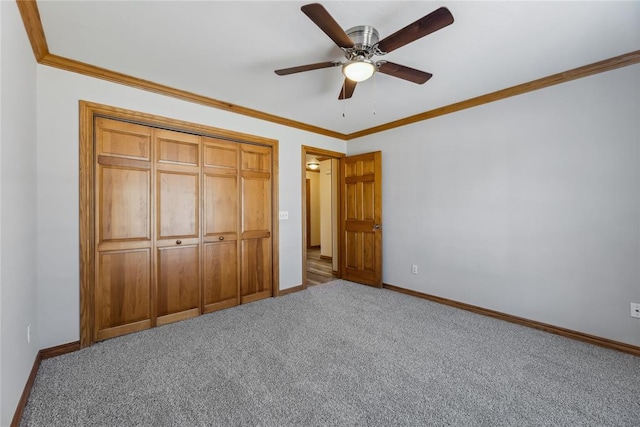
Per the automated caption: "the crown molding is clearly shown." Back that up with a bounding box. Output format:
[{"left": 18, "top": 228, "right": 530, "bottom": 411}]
[
  {"left": 16, "top": 0, "right": 346, "bottom": 140},
  {"left": 16, "top": 1, "right": 640, "bottom": 141},
  {"left": 39, "top": 53, "right": 346, "bottom": 140},
  {"left": 16, "top": 0, "right": 49, "bottom": 60},
  {"left": 347, "top": 49, "right": 640, "bottom": 140}
]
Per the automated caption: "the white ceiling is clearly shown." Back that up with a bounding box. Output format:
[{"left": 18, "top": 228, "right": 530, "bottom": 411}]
[{"left": 37, "top": 1, "right": 639, "bottom": 135}]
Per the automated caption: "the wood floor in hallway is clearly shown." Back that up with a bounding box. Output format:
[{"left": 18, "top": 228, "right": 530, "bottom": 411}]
[{"left": 307, "top": 247, "right": 338, "bottom": 286}]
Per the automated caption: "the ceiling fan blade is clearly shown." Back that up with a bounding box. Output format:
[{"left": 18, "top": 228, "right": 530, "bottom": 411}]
[
  {"left": 338, "top": 78, "right": 357, "bottom": 100},
  {"left": 301, "top": 3, "right": 354, "bottom": 49},
  {"left": 377, "top": 62, "right": 433, "bottom": 84},
  {"left": 275, "top": 61, "right": 341, "bottom": 76},
  {"left": 376, "top": 7, "right": 454, "bottom": 54}
]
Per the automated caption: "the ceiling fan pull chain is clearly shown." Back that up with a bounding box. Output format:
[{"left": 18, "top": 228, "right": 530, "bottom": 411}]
[{"left": 342, "top": 85, "right": 346, "bottom": 117}]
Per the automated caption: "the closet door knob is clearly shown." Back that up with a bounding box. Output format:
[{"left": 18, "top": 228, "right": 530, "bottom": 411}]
[
  {"left": 176, "top": 240, "right": 182, "bottom": 245},
  {"left": 219, "top": 236, "right": 224, "bottom": 241}
]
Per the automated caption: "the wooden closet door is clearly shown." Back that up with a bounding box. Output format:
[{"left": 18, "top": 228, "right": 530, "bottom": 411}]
[
  {"left": 240, "top": 144, "right": 272, "bottom": 303},
  {"left": 202, "top": 137, "right": 240, "bottom": 313},
  {"left": 95, "top": 118, "right": 153, "bottom": 341},
  {"left": 155, "top": 129, "right": 201, "bottom": 326}
]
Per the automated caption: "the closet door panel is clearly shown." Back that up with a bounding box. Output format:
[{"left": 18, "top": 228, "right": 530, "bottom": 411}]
[
  {"left": 96, "top": 249, "right": 151, "bottom": 340},
  {"left": 156, "top": 245, "right": 200, "bottom": 325},
  {"left": 240, "top": 144, "right": 272, "bottom": 302},
  {"left": 157, "top": 131, "right": 199, "bottom": 166},
  {"left": 95, "top": 118, "right": 153, "bottom": 342},
  {"left": 204, "top": 174, "right": 237, "bottom": 237},
  {"left": 241, "top": 238, "right": 272, "bottom": 303},
  {"left": 204, "top": 140, "right": 237, "bottom": 169},
  {"left": 241, "top": 146, "right": 271, "bottom": 171},
  {"left": 157, "top": 171, "right": 199, "bottom": 238},
  {"left": 99, "top": 167, "right": 150, "bottom": 242},
  {"left": 203, "top": 241, "right": 238, "bottom": 312},
  {"left": 155, "top": 129, "right": 202, "bottom": 325},
  {"left": 240, "top": 144, "right": 271, "bottom": 238},
  {"left": 96, "top": 118, "right": 151, "bottom": 161},
  {"left": 202, "top": 138, "right": 240, "bottom": 312},
  {"left": 241, "top": 178, "right": 271, "bottom": 237}
]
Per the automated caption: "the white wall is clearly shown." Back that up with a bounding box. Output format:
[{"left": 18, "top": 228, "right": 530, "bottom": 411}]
[
  {"left": 36, "top": 66, "right": 345, "bottom": 349},
  {"left": 306, "top": 171, "right": 321, "bottom": 247},
  {"left": 0, "top": 1, "right": 40, "bottom": 425},
  {"left": 348, "top": 63, "right": 640, "bottom": 346},
  {"left": 319, "top": 159, "right": 332, "bottom": 257},
  {"left": 0, "top": 2, "right": 4, "bottom": 417}
]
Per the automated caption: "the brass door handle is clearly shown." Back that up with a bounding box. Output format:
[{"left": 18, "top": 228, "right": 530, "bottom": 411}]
[
  {"left": 372, "top": 224, "right": 382, "bottom": 231},
  {"left": 219, "top": 236, "right": 224, "bottom": 241},
  {"left": 176, "top": 240, "right": 182, "bottom": 245}
]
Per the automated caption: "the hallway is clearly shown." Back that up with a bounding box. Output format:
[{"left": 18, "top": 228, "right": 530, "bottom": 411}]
[{"left": 306, "top": 247, "right": 337, "bottom": 286}]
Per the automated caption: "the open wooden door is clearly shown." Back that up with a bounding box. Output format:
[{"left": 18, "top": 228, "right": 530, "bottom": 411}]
[{"left": 341, "top": 151, "right": 382, "bottom": 287}]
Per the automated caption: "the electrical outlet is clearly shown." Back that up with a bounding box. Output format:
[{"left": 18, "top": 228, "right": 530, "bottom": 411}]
[
  {"left": 279, "top": 211, "right": 289, "bottom": 220},
  {"left": 411, "top": 264, "right": 418, "bottom": 275},
  {"left": 631, "top": 303, "right": 640, "bottom": 319},
  {"left": 27, "top": 325, "right": 31, "bottom": 344}
]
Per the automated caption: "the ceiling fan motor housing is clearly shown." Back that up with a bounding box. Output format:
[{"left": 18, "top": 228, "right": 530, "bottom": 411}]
[{"left": 345, "top": 25, "right": 380, "bottom": 59}]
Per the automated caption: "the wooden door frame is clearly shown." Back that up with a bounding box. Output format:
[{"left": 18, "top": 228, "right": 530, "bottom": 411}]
[
  {"left": 305, "top": 179, "right": 312, "bottom": 249},
  {"left": 79, "top": 100, "right": 280, "bottom": 348},
  {"left": 301, "top": 146, "right": 345, "bottom": 289}
]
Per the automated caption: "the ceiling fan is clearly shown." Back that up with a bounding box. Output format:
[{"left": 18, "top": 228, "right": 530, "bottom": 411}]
[{"left": 274, "top": 3, "right": 454, "bottom": 100}]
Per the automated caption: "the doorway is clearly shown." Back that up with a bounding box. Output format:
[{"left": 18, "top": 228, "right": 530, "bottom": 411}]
[{"left": 302, "top": 146, "right": 344, "bottom": 288}]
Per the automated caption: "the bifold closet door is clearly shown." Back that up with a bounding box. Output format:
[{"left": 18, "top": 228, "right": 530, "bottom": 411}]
[
  {"left": 92, "top": 116, "right": 274, "bottom": 342},
  {"left": 155, "top": 129, "right": 201, "bottom": 326},
  {"left": 202, "top": 137, "right": 240, "bottom": 313},
  {"left": 95, "top": 118, "right": 153, "bottom": 341},
  {"left": 240, "top": 144, "right": 272, "bottom": 303}
]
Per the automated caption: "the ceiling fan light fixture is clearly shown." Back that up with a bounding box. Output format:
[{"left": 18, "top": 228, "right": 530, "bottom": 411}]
[
  {"left": 342, "top": 59, "right": 375, "bottom": 82},
  {"left": 275, "top": 4, "right": 454, "bottom": 99}
]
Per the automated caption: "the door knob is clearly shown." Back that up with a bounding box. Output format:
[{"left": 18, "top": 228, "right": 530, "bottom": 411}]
[
  {"left": 219, "top": 236, "right": 224, "bottom": 241},
  {"left": 372, "top": 224, "right": 382, "bottom": 231},
  {"left": 176, "top": 240, "right": 182, "bottom": 245}
]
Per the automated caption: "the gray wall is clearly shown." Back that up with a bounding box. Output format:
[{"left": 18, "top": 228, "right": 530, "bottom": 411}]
[
  {"left": 35, "top": 65, "right": 346, "bottom": 349},
  {"left": 348, "top": 63, "right": 640, "bottom": 346},
  {"left": 0, "top": 1, "right": 40, "bottom": 424},
  {"left": 1, "top": 3, "right": 639, "bottom": 422}
]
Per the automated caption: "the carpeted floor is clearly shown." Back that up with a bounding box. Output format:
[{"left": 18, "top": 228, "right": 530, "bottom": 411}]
[{"left": 22, "top": 280, "right": 640, "bottom": 426}]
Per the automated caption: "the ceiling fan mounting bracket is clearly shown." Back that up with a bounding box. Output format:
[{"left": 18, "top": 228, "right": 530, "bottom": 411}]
[{"left": 342, "top": 25, "right": 380, "bottom": 60}]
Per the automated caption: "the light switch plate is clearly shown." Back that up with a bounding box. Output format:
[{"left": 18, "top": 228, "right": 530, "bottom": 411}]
[{"left": 279, "top": 211, "right": 289, "bottom": 220}]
